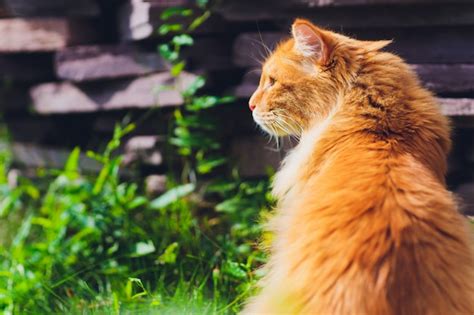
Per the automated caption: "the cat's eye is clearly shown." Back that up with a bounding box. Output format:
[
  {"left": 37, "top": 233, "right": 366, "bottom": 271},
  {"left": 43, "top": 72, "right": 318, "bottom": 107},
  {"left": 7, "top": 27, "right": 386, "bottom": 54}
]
[{"left": 269, "top": 76, "right": 276, "bottom": 86}]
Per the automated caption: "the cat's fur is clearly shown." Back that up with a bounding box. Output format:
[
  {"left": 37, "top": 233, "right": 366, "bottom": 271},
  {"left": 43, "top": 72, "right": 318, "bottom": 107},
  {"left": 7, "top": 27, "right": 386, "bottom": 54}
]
[{"left": 243, "top": 19, "right": 474, "bottom": 315}]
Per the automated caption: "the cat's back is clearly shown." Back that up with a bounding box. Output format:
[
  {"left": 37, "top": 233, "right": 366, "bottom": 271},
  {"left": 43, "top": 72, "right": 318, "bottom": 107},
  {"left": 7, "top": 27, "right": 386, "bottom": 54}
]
[{"left": 271, "top": 132, "right": 474, "bottom": 315}]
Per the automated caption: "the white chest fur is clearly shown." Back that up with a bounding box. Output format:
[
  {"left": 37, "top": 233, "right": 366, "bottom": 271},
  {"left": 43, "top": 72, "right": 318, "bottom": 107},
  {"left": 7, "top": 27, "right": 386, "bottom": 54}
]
[{"left": 272, "top": 112, "right": 335, "bottom": 200}]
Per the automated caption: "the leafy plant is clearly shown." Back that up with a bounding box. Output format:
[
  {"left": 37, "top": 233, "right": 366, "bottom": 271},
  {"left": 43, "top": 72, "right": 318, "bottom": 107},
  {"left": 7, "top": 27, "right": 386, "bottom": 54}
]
[{"left": 0, "top": 1, "right": 272, "bottom": 314}]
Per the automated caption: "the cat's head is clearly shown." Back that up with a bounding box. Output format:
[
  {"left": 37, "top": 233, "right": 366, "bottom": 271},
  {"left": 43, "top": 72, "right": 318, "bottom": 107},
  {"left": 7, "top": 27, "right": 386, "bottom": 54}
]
[{"left": 249, "top": 19, "right": 390, "bottom": 136}]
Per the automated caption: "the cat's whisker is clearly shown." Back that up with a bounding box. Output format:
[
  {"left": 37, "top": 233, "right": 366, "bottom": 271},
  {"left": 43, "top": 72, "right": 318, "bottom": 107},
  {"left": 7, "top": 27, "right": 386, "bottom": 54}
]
[
  {"left": 266, "top": 124, "right": 280, "bottom": 150},
  {"left": 256, "top": 22, "right": 273, "bottom": 58},
  {"left": 248, "top": 38, "right": 271, "bottom": 65},
  {"left": 246, "top": 68, "right": 263, "bottom": 76},
  {"left": 273, "top": 113, "right": 304, "bottom": 138},
  {"left": 273, "top": 118, "right": 301, "bottom": 147}
]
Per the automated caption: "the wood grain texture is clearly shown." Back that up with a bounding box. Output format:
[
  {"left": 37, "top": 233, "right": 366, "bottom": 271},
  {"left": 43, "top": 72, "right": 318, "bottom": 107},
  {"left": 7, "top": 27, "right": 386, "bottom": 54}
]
[
  {"left": 55, "top": 45, "right": 168, "bottom": 82},
  {"left": 11, "top": 142, "right": 102, "bottom": 172},
  {"left": 438, "top": 98, "right": 474, "bottom": 116},
  {"left": 217, "top": 1, "right": 474, "bottom": 27},
  {"left": 233, "top": 28, "right": 474, "bottom": 65},
  {"left": 30, "top": 72, "right": 196, "bottom": 114},
  {"left": 0, "top": 18, "right": 100, "bottom": 52}
]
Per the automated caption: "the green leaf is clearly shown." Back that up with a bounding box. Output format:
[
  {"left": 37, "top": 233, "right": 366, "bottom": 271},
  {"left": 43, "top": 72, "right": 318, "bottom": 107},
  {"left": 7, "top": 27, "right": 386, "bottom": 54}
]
[
  {"left": 31, "top": 217, "right": 54, "bottom": 229},
  {"left": 127, "top": 196, "right": 148, "bottom": 210},
  {"left": 222, "top": 261, "right": 247, "bottom": 280},
  {"left": 188, "top": 10, "right": 211, "bottom": 31},
  {"left": 122, "top": 123, "right": 136, "bottom": 136},
  {"left": 174, "top": 126, "right": 190, "bottom": 137},
  {"left": 64, "top": 147, "right": 80, "bottom": 175},
  {"left": 158, "top": 44, "right": 178, "bottom": 62},
  {"left": 0, "top": 191, "right": 20, "bottom": 217},
  {"left": 215, "top": 198, "right": 254, "bottom": 214},
  {"left": 186, "top": 95, "right": 234, "bottom": 111},
  {"left": 206, "top": 181, "right": 238, "bottom": 194},
  {"left": 172, "top": 34, "right": 194, "bottom": 47},
  {"left": 158, "top": 23, "right": 183, "bottom": 35},
  {"left": 126, "top": 278, "right": 148, "bottom": 300},
  {"left": 86, "top": 150, "right": 105, "bottom": 163},
  {"left": 22, "top": 183, "right": 40, "bottom": 200},
  {"left": 107, "top": 243, "right": 119, "bottom": 256},
  {"left": 157, "top": 242, "right": 179, "bottom": 264},
  {"left": 93, "top": 163, "right": 110, "bottom": 195},
  {"left": 12, "top": 213, "right": 32, "bottom": 248},
  {"left": 182, "top": 76, "right": 206, "bottom": 97},
  {"left": 169, "top": 134, "right": 220, "bottom": 150},
  {"left": 171, "top": 61, "right": 186, "bottom": 77},
  {"left": 131, "top": 240, "right": 156, "bottom": 257},
  {"left": 160, "top": 7, "right": 193, "bottom": 20},
  {"left": 149, "top": 183, "right": 195, "bottom": 209},
  {"left": 197, "top": 157, "right": 227, "bottom": 174},
  {"left": 174, "top": 115, "right": 215, "bottom": 130}
]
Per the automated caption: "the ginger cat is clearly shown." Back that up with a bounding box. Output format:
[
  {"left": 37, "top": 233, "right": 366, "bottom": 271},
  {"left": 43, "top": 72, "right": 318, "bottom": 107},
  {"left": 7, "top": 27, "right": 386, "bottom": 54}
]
[{"left": 243, "top": 19, "right": 474, "bottom": 315}]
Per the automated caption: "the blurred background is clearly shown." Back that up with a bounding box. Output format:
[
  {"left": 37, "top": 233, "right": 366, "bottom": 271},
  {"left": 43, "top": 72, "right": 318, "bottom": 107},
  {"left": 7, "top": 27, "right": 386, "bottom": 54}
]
[{"left": 0, "top": 0, "right": 473, "bottom": 313}]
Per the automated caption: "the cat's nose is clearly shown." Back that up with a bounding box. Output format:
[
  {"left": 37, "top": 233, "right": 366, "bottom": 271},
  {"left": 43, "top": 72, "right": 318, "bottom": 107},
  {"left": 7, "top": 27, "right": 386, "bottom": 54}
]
[{"left": 249, "top": 103, "right": 256, "bottom": 111}]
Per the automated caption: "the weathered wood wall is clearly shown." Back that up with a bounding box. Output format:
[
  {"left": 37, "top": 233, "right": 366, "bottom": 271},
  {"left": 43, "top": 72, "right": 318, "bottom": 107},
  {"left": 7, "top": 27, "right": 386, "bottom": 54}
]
[{"left": 0, "top": 0, "right": 473, "bottom": 211}]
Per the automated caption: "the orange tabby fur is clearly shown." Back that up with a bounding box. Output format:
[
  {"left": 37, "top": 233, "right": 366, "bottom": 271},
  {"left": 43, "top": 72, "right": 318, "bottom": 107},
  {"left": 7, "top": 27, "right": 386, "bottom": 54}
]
[{"left": 243, "top": 19, "right": 474, "bottom": 315}]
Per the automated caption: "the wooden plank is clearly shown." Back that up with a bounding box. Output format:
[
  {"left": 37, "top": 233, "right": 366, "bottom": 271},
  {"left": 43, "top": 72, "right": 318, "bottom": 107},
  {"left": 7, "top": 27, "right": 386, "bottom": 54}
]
[
  {"left": 455, "top": 182, "right": 474, "bottom": 215},
  {"left": 0, "top": 18, "right": 100, "bottom": 52},
  {"left": 289, "top": 0, "right": 472, "bottom": 6},
  {"left": 233, "top": 27, "right": 474, "bottom": 65},
  {"left": 360, "top": 27, "right": 474, "bottom": 63},
  {"left": 123, "top": 135, "right": 164, "bottom": 166},
  {"left": 411, "top": 64, "right": 474, "bottom": 94},
  {"left": 125, "top": 135, "right": 163, "bottom": 152},
  {"left": 55, "top": 45, "right": 168, "bottom": 82},
  {"left": 118, "top": 0, "right": 156, "bottom": 41},
  {"left": 4, "top": 0, "right": 100, "bottom": 17},
  {"left": 439, "top": 98, "right": 474, "bottom": 116},
  {"left": 234, "top": 64, "right": 474, "bottom": 95},
  {"left": 145, "top": 174, "right": 167, "bottom": 195},
  {"left": 11, "top": 142, "right": 102, "bottom": 172},
  {"left": 217, "top": 2, "right": 474, "bottom": 27},
  {"left": 30, "top": 72, "right": 197, "bottom": 114},
  {"left": 0, "top": 53, "right": 54, "bottom": 81}
]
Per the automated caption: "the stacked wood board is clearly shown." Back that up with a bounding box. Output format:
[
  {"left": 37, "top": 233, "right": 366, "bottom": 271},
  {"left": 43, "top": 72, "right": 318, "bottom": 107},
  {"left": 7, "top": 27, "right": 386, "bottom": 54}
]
[{"left": 0, "top": 0, "right": 473, "bottom": 207}]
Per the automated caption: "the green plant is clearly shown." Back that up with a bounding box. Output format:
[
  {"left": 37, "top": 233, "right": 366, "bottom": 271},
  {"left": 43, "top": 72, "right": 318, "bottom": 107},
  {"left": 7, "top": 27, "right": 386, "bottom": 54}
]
[
  {"left": 156, "top": 1, "right": 273, "bottom": 304},
  {"left": 0, "top": 1, "right": 272, "bottom": 314},
  {"left": 0, "top": 119, "right": 270, "bottom": 314}
]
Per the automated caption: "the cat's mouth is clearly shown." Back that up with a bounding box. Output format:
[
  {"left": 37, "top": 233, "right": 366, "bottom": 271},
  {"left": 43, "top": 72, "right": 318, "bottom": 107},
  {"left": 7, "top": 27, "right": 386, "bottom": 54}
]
[{"left": 252, "top": 110, "right": 301, "bottom": 136}]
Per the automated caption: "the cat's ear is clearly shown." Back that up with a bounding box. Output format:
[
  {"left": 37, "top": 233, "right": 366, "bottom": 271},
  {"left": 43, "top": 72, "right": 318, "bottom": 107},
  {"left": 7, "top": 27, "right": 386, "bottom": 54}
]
[
  {"left": 291, "top": 19, "right": 331, "bottom": 64},
  {"left": 358, "top": 40, "right": 392, "bottom": 52}
]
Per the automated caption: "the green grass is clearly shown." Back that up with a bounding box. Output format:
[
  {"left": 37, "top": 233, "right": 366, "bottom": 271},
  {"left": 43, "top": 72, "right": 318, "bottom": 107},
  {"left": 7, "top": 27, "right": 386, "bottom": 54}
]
[{"left": 0, "top": 123, "right": 270, "bottom": 315}]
